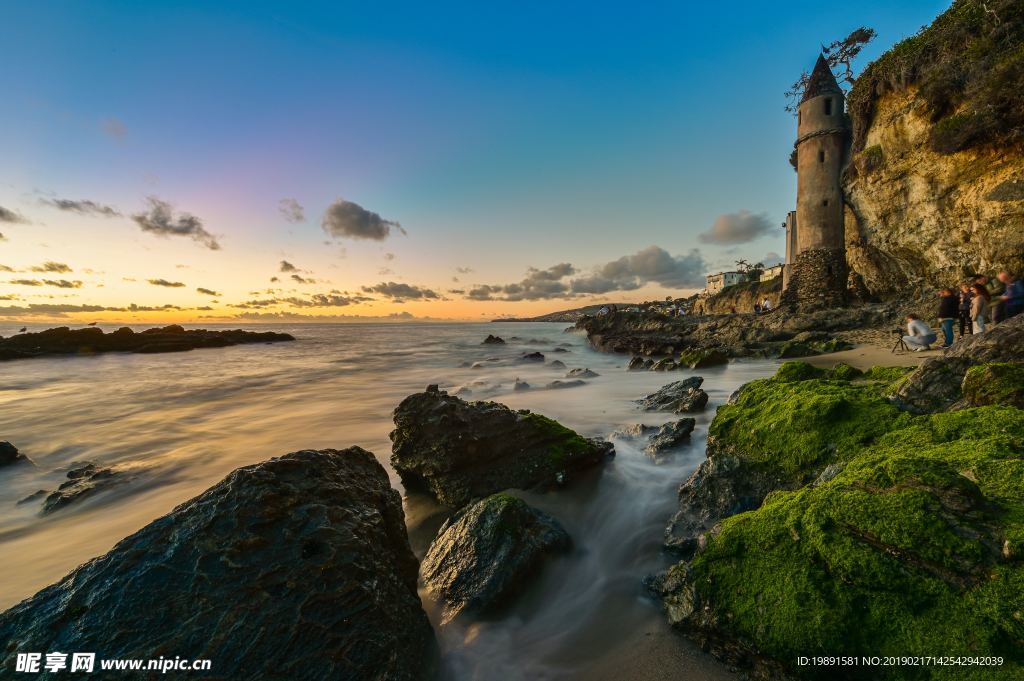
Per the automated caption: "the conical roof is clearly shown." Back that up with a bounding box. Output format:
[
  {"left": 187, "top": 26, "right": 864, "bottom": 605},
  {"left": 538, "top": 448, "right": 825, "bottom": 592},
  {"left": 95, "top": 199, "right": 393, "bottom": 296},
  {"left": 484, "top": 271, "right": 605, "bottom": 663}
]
[{"left": 801, "top": 54, "right": 842, "bottom": 102}]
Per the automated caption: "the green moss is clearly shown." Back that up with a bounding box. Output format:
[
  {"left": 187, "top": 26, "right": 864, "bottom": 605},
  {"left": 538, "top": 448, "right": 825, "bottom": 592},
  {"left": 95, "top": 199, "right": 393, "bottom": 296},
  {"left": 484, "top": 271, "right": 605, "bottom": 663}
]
[
  {"left": 709, "top": 373, "right": 911, "bottom": 476},
  {"left": 810, "top": 338, "right": 853, "bottom": 354},
  {"left": 521, "top": 412, "right": 593, "bottom": 465},
  {"left": 962, "top": 362, "right": 1024, "bottom": 408},
  {"left": 863, "top": 365, "right": 914, "bottom": 383},
  {"left": 859, "top": 144, "right": 884, "bottom": 173},
  {"left": 679, "top": 348, "right": 728, "bottom": 369},
  {"left": 685, "top": 405, "right": 1024, "bottom": 678},
  {"left": 778, "top": 341, "right": 817, "bottom": 359},
  {"left": 826, "top": 362, "right": 863, "bottom": 381},
  {"left": 775, "top": 361, "right": 825, "bottom": 382}
]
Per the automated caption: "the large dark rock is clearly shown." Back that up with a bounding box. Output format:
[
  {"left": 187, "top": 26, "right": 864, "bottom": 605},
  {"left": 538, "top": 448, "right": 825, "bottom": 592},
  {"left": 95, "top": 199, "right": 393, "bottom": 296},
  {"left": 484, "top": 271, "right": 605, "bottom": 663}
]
[
  {"left": 482, "top": 334, "right": 505, "bottom": 345},
  {"left": 637, "top": 378, "right": 708, "bottom": 413},
  {"left": 41, "top": 462, "right": 127, "bottom": 514},
  {"left": 0, "top": 448, "right": 438, "bottom": 680},
  {"left": 0, "top": 325, "right": 294, "bottom": 361},
  {"left": 390, "top": 386, "right": 613, "bottom": 507},
  {"left": 421, "top": 493, "right": 570, "bottom": 623},
  {"left": 566, "top": 367, "right": 599, "bottom": 378},
  {"left": 894, "top": 314, "right": 1024, "bottom": 413},
  {"left": 0, "top": 441, "right": 29, "bottom": 467}
]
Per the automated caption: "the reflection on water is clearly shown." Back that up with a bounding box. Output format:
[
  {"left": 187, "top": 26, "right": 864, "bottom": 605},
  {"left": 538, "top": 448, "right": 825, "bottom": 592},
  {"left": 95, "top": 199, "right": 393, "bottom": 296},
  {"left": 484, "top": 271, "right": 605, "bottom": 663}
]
[{"left": 0, "top": 321, "right": 775, "bottom": 679}]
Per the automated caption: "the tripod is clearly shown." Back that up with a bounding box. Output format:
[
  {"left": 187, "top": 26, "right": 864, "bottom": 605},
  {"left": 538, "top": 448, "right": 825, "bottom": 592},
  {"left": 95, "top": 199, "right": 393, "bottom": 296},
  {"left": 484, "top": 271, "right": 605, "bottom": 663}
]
[{"left": 891, "top": 334, "right": 909, "bottom": 353}]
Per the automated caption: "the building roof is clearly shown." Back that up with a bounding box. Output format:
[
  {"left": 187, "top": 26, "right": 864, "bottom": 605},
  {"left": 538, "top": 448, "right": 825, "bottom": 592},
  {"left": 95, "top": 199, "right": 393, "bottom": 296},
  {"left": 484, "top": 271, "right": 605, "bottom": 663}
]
[{"left": 801, "top": 54, "right": 842, "bottom": 103}]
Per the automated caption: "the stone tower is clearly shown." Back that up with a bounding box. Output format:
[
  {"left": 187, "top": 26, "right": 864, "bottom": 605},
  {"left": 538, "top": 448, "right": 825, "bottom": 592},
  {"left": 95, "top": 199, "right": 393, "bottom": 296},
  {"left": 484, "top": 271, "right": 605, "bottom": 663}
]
[{"left": 782, "top": 55, "right": 850, "bottom": 309}]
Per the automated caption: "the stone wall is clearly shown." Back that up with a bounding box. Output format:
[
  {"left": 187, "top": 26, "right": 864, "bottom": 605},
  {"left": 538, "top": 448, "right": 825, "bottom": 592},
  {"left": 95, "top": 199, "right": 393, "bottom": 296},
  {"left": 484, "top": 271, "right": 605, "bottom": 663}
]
[{"left": 780, "top": 248, "right": 849, "bottom": 311}]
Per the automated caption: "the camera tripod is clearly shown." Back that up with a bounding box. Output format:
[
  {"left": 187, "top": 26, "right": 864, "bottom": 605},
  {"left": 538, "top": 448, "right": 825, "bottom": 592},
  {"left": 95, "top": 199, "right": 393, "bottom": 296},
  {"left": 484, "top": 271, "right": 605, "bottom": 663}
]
[{"left": 891, "top": 334, "right": 910, "bottom": 353}]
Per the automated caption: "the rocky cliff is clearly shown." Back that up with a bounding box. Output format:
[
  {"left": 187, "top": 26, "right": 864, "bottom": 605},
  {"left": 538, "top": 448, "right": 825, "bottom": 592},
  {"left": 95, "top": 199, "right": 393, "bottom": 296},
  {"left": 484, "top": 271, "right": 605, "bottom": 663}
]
[{"left": 843, "top": 0, "right": 1024, "bottom": 296}]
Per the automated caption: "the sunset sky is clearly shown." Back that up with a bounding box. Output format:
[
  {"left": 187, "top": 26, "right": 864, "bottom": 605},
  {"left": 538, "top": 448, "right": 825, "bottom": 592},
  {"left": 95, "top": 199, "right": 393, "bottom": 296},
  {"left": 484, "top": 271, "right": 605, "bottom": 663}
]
[{"left": 0, "top": 1, "right": 948, "bottom": 323}]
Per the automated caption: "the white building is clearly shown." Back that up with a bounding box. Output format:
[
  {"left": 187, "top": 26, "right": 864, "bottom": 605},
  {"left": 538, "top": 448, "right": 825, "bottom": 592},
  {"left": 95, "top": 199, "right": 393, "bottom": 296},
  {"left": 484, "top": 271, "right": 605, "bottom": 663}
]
[
  {"left": 760, "top": 264, "right": 784, "bottom": 282},
  {"left": 705, "top": 271, "right": 745, "bottom": 294}
]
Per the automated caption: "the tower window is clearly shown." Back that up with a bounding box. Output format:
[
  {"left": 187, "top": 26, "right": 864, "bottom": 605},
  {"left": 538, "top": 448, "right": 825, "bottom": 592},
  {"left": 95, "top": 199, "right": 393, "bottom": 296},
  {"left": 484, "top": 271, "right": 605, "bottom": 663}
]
[
  {"left": 818, "top": 150, "right": 825, "bottom": 163},
  {"left": 823, "top": 199, "right": 829, "bottom": 206},
  {"left": 824, "top": 98, "right": 833, "bottom": 116}
]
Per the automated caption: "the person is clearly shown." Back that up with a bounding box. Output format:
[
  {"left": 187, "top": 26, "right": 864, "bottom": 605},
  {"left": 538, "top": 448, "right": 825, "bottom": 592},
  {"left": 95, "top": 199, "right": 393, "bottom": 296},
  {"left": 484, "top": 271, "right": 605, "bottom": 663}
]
[
  {"left": 762, "top": 297, "right": 773, "bottom": 312},
  {"left": 936, "top": 287, "right": 958, "bottom": 349},
  {"left": 971, "top": 283, "right": 990, "bottom": 333},
  {"left": 998, "top": 271, "right": 1024, "bottom": 319},
  {"left": 977, "top": 274, "right": 1005, "bottom": 324},
  {"left": 753, "top": 303, "right": 762, "bottom": 314},
  {"left": 903, "top": 313, "right": 937, "bottom": 351},
  {"left": 958, "top": 283, "right": 973, "bottom": 338}
]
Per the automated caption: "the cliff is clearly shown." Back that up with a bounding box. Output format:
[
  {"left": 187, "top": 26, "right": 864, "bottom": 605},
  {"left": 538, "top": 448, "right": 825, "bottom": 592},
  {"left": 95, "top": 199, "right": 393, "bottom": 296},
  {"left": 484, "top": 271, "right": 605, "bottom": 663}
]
[
  {"left": 691, "top": 277, "right": 781, "bottom": 315},
  {"left": 842, "top": 0, "right": 1024, "bottom": 296}
]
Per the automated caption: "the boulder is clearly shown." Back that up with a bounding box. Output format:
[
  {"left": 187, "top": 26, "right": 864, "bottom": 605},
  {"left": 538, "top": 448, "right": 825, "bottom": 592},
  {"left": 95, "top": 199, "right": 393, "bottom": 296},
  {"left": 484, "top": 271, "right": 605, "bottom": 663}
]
[
  {"left": 566, "top": 368, "right": 599, "bottom": 378},
  {"left": 894, "top": 314, "right": 1024, "bottom": 413},
  {"left": 421, "top": 493, "right": 569, "bottom": 623},
  {"left": 644, "top": 419, "right": 696, "bottom": 456},
  {"left": 678, "top": 348, "right": 728, "bottom": 369},
  {"left": 637, "top": 378, "right": 708, "bottom": 413},
  {"left": 521, "top": 351, "right": 545, "bottom": 362},
  {"left": 0, "top": 448, "right": 438, "bottom": 680},
  {"left": 482, "top": 334, "right": 505, "bottom": 345},
  {"left": 610, "top": 423, "right": 659, "bottom": 439},
  {"left": 959, "top": 362, "right": 1024, "bottom": 409},
  {"left": 549, "top": 359, "right": 567, "bottom": 369},
  {"left": 0, "top": 441, "right": 29, "bottom": 467},
  {"left": 627, "top": 356, "right": 648, "bottom": 371},
  {"left": 390, "top": 386, "right": 614, "bottom": 507},
  {"left": 544, "top": 380, "right": 586, "bottom": 390},
  {"left": 652, "top": 357, "right": 678, "bottom": 371},
  {"left": 41, "top": 462, "right": 127, "bottom": 514},
  {"left": 513, "top": 378, "right": 531, "bottom": 391}
]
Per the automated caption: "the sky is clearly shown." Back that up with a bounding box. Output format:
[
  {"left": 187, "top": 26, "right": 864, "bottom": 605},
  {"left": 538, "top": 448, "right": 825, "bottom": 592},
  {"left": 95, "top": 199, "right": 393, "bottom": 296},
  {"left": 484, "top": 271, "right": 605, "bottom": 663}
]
[{"left": 0, "top": 0, "right": 950, "bottom": 323}]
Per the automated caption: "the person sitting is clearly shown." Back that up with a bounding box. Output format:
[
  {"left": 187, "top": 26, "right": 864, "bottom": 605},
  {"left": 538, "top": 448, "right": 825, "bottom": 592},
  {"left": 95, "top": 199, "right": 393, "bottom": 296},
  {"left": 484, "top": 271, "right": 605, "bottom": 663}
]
[
  {"left": 958, "top": 283, "right": 973, "bottom": 338},
  {"left": 903, "top": 313, "right": 937, "bottom": 351},
  {"left": 998, "top": 271, "right": 1024, "bottom": 320},
  {"left": 762, "top": 297, "right": 773, "bottom": 312},
  {"left": 936, "top": 287, "right": 958, "bottom": 349},
  {"left": 971, "top": 283, "right": 990, "bottom": 333},
  {"left": 753, "top": 303, "right": 762, "bottom": 314}
]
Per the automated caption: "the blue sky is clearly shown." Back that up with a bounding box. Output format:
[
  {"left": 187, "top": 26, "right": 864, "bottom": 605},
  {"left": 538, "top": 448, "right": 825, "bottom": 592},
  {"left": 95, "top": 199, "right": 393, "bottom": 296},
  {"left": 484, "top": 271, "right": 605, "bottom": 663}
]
[{"left": 0, "top": 1, "right": 950, "bottom": 320}]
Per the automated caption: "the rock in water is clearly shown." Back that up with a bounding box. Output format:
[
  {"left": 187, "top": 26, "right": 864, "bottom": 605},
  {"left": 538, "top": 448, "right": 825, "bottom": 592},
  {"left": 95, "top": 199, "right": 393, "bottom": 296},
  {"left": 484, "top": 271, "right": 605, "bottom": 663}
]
[
  {"left": 41, "top": 462, "right": 126, "bottom": 514},
  {"left": 391, "top": 386, "right": 614, "bottom": 507},
  {"left": 521, "top": 351, "right": 545, "bottom": 362},
  {"left": 566, "top": 367, "right": 599, "bottom": 378},
  {"left": 678, "top": 348, "right": 728, "bottom": 369},
  {"left": 421, "top": 493, "right": 570, "bottom": 623},
  {"left": 0, "top": 448, "right": 438, "bottom": 680},
  {"left": 482, "top": 334, "right": 505, "bottom": 345},
  {"left": 0, "top": 441, "right": 29, "bottom": 467},
  {"left": 644, "top": 418, "right": 696, "bottom": 455},
  {"left": 637, "top": 377, "right": 708, "bottom": 413}
]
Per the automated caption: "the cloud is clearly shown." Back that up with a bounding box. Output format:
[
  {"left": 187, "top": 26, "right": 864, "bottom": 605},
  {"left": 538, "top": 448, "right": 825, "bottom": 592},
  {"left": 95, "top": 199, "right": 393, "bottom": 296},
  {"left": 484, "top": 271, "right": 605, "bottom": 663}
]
[
  {"left": 132, "top": 197, "right": 221, "bottom": 250},
  {"left": 43, "top": 279, "right": 83, "bottom": 288},
  {"left": 456, "top": 266, "right": 474, "bottom": 274},
  {"left": 761, "top": 251, "right": 784, "bottom": 267},
  {"left": 102, "top": 118, "right": 127, "bottom": 140},
  {"left": 0, "top": 265, "right": 12, "bottom": 272},
  {"left": 0, "top": 233, "right": 6, "bottom": 242},
  {"left": 384, "top": 252, "right": 396, "bottom": 261},
  {"left": 40, "top": 198, "right": 121, "bottom": 217},
  {"left": 230, "top": 292, "right": 372, "bottom": 309},
  {"left": 30, "top": 261, "right": 73, "bottom": 273},
  {"left": 148, "top": 278, "right": 186, "bottom": 287},
  {"left": 698, "top": 211, "right": 775, "bottom": 245},
  {"left": 279, "top": 260, "right": 298, "bottom": 272},
  {"left": 9, "top": 279, "right": 43, "bottom": 286},
  {"left": 278, "top": 198, "right": 305, "bottom": 223},
  {"left": 291, "top": 274, "right": 316, "bottom": 284},
  {"left": 196, "top": 287, "right": 221, "bottom": 296},
  {"left": 465, "top": 263, "right": 577, "bottom": 301},
  {"left": 360, "top": 281, "right": 439, "bottom": 301},
  {"left": 0, "top": 206, "right": 29, "bottom": 224},
  {"left": 227, "top": 311, "right": 417, "bottom": 323},
  {"left": 322, "top": 199, "right": 405, "bottom": 241},
  {"left": 570, "top": 246, "right": 707, "bottom": 293}
]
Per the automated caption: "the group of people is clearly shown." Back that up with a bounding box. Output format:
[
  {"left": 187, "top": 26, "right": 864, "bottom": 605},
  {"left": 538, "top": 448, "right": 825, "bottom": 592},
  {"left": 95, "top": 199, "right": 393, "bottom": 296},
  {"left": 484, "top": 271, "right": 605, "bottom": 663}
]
[
  {"left": 753, "top": 297, "right": 774, "bottom": 314},
  {"left": 903, "top": 271, "right": 1024, "bottom": 351}
]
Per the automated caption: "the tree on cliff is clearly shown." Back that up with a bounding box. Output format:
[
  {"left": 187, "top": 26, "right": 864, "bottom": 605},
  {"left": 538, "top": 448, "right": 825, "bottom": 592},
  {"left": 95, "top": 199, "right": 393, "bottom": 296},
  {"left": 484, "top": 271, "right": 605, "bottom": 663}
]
[{"left": 784, "top": 27, "right": 877, "bottom": 113}]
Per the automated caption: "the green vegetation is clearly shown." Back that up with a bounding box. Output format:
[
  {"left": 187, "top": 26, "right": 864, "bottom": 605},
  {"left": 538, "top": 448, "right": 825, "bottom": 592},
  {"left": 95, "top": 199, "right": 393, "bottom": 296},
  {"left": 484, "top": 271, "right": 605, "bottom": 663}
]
[
  {"left": 848, "top": 0, "right": 1024, "bottom": 154},
  {"left": 669, "top": 362, "right": 1024, "bottom": 678},
  {"left": 962, "top": 362, "right": 1024, "bottom": 408},
  {"left": 858, "top": 144, "right": 885, "bottom": 173},
  {"left": 826, "top": 362, "right": 862, "bottom": 381},
  {"left": 520, "top": 412, "right": 594, "bottom": 465},
  {"left": 679, "top": 348, "right": 728, "bottom": 369}
]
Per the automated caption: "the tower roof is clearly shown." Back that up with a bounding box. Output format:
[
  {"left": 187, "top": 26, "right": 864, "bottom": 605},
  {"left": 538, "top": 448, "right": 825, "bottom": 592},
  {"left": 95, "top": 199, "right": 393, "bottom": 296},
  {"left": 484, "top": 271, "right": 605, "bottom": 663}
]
[{"left": 801, "top": 54, "right": 842, "bottom": 103}]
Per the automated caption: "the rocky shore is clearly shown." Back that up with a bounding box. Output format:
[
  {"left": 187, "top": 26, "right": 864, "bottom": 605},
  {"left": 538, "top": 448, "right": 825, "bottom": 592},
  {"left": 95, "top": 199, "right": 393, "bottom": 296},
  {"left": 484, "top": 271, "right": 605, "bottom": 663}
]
[
  {"left": 647, "top": 314, "right": 1024, "bottom": 679},
  {"left": 0, "top": 324, "right": 295, "bottom": 361}
]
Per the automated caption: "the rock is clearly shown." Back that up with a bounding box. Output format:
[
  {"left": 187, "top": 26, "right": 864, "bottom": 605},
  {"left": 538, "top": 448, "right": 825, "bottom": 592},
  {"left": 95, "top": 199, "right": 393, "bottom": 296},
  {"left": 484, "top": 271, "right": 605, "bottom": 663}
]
[
  {"left": 644, "top": 419, "right": 696, "bottom": 455},
  {"left": 610, "top": 423, "right": 658, "bottom": 439},
  {"left": 521, "top": 351, "right": 545, "bottom": 362},
  {"left": 652, "top": 357, "right": 678, "bottom": 371},
  {"left": 0, "top": 326, "right": 294, "bottom": 361},
  {"left": 774, "top": 360, "right": 826, "bottom": 382},
  {"left": 959, "top": 362, "right": 1024, "bottom": 409},
  {"left": 549, "top": 359, "right": 567, "bottom": 369},
  {"left": 0, "top": 441, "right": 29, "bottom": 467},
  {"left": 390, "top": 386, "right": 614, "bottom": 507},
  {"left": 482, "top": 334, "right": 505, "bottom": 345},
  {"left": 552, "top": 347, "right": 570, "bottom": 353},
  {"left": 421, "top": 493, "right": 570, "bottom": 623},
  {"left": 827, "top": 362, "right": 863, "bottom": 381},
  {"left": 678, "top": 348, "right": 728, "bottom": 369},
  {"left": 16, "top": 490, "right": 48, "bottom": 506},
  {"left": 777, "top": 340, "right": 817, "bottom": 358},
  {"left": 637, "top": 378, "right": 708, "bottom": 413},
  {"left": 41, "top": 463, "right": 127, "bottom": 515},
  {"left": 544, "top": 380, "right": 586, "bottom": 390},
  {"left": 566, "top": 368, "right": 599, "bottom": 378},
  {"left": 0, "top": 448, "right": 438, "bottom": 679},
  {"left": 627, "top": 356, "right": 648, "bottom": 371},
  {"left": 894, "top": 315, "right": 1024, "bottom": 413},
  {"left": 513, "top": 378, "right": 531, "bottom": 391}
]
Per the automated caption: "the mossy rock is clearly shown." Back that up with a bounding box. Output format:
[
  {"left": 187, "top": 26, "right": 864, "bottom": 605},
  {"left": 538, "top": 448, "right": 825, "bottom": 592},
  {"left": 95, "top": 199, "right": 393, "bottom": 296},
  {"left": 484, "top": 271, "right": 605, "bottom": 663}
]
[
  {"left": 810, "top": 338, "right": 853, "bottom": 354},
  {"left": 778, "top": 341, "right": 818, "bottom": 358},
  {"left": 962, "top": 362, "right": 1024, "bottom": 409},
  {"left": 826, "top": 362, "right": 862, "bottom": 381},
  {"left": 774, "top": 361, "right": 825, "bottom": 383},
  {"left": 679, "top": 348, "right": 728, "bottom": 369},
  {"left": 669, "top": 405, "right": 1024, "bottom": 679},
  {"left": 863, "top": 365, "right": 914, "bottom": 383},
  {"left": 652, "top": 357, "right": 678, "bottom": 372}
]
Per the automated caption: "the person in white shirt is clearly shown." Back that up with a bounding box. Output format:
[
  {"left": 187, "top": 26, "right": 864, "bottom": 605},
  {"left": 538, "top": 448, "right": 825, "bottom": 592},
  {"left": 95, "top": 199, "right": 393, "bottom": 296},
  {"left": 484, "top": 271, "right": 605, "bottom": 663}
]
[
  {"left": 903, "top": 314, "right": 937, "bottom": 351},
  {"left": 762, "top": 298, "right": 772, "bottom": 312}
]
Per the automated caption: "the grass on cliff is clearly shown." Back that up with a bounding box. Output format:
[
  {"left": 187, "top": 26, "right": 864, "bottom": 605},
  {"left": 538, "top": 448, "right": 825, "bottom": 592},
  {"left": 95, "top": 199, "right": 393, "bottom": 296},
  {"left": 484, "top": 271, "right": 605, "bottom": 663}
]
[
  {"left": 678, "top": 364, "right": 1024, "bottom": 678},
  {"left": 848, "top": 0, "right": 1024, "bottom": 154}
]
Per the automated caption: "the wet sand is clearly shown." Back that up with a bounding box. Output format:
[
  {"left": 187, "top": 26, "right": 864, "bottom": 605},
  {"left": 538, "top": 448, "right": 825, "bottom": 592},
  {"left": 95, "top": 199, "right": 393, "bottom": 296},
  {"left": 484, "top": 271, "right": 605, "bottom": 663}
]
[{"left": 803, "top": 343, "right": 938, "bottom": 371}]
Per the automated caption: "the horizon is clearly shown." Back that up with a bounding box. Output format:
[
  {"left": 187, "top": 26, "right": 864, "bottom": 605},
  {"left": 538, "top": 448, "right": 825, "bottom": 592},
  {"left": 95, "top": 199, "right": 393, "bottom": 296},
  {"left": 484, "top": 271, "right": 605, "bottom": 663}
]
[{"left": 1, "top": 0, "right": 950, "bottom": 323}]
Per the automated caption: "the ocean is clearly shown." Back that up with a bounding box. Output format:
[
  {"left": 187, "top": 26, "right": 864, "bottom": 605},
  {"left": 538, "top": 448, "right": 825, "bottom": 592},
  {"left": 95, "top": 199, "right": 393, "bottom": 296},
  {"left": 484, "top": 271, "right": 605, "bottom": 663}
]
[{"left": 0, "top": 321, "right": 778, "bottom": 680}]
